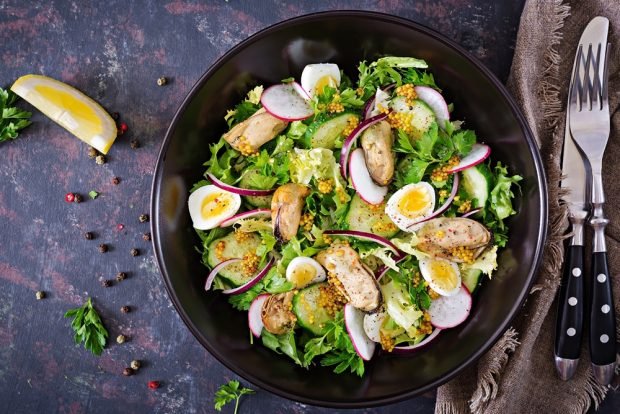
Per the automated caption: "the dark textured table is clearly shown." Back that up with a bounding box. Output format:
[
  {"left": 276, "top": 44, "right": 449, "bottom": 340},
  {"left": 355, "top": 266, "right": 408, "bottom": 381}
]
[{"left": 0, "top": 1, "right": 617, "bottom": 413}]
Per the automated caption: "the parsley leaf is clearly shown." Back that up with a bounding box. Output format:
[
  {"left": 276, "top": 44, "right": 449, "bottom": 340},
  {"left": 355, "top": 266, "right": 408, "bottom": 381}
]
[
  {"left": 204, "top": 138, "right": 240, "bottom": 184},
  {"left": 261, "top": 330, "right": 304, "bottom": 366},
  {"left": 214, "top": 380, "right": 255, "bottom": 414},
  {"left": 64, "top": 298, "right": 108, "bottom": 356},
  {"left": 451, "top": 129, "right": 476, "bottom": 156},
  {"left": 1, "top": 87, "right": 32, "bottom": 143}
]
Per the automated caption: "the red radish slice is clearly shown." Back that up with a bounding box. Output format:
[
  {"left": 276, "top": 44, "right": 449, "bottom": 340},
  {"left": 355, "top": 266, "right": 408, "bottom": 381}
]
[
  {"left": 207, "top": 173, "right": 275, "bottom": 196},
  {"left": 260, "top": 82, "right": 314, "bottom": 121},
  {"left": 349, "top": 148, "right": 388, "bottom": 205},
  {"left": 339, "top": 112, "right": 388, "bottom": 178},
  {"left": 392, "top": 329, "right": 442, "bottom": 354},
  {"left": 414, "top": 86, "right": 450, "bottom": 130},
  {"left": 344, "top": 304, "right": 376, "bottom": 361},
  {"left": 461, "top": 207, "right": 483, "bottom": 218},
  {"left": 363, "top": 311, "right": 387, "bottom": 342},
  {"left": 429, "top": 285, "right": 472, "bottom": 329},
  {"left": 205, "top": 258, "right": 242, "bottom": 291},
  {"left": 248, "top": 294, "right": 270, "bottom": 337},
  {"left": 222, "top": 256, "right": 275, "bottom": 295},
  {"left": 219, "top": 209, "right": 271, "bottom": 227},
  {"left": 323, "top": 229, "right": 401, "bottom": 255},
  {"left": 447, "top": 144, "right": 491, "bottom": 173},
  {"left": 407, "top": 173, "right": 459, "bottom": 229}
]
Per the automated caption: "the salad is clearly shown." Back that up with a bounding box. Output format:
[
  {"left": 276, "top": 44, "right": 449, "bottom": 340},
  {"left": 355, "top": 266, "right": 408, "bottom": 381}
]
[{"left": 188, "top": 56, "right": 522, "bottom": 376}]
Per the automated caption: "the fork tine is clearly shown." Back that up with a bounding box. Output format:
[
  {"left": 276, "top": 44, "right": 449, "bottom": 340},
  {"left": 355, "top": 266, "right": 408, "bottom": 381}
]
[
  {"left": 602, "top": 43, "right": 610, "bottom": 106},
  {"left": 591, "top": 43, "right": 602, "bottom": 110},
  {"left": 583, "top": 44, "right": 593, "bottom": 109},
  {"left": 571, "top": 45, "right": 583, "bottom": 111}
]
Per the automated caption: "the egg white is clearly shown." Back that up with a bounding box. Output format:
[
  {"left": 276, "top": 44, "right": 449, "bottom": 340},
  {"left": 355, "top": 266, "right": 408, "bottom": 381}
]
[
  {"left": 285, "top": 256, "right": 326, "bottom": 288},
  {"left": 419, "top": 257, "right": 461, "bottom": 297},
  {"left": 300, "top": 63, "right": 341, "bottom": 97},
  {"left": 385, "top": 182, "right": 436, "bottom": 232},
  {"left": 187, "top": 185, "right": 241, "bottom": 230}
]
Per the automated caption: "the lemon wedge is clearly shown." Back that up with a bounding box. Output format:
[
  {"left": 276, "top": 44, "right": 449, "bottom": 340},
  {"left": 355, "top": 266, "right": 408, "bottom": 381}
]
[{"left": 11, "top": 75, "right": 117, "bottom": 154}]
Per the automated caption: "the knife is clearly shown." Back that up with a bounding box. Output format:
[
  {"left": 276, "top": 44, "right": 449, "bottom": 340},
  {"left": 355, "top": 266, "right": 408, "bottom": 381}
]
[{"left": 554, "top": 21, "right": 592, "bottom": 381}]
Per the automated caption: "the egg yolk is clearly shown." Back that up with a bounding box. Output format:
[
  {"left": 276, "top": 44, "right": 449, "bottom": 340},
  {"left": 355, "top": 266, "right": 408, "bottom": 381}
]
[
  {"left": 201, "top": 192, "right": 233, "bottom": 219},
  {"left": 398, "top": 187, "right": 431, "bottom": 218},
  {"left": 428, "top": 260, "right": 459, "bottom": 291},
  {"left": 290, "top": 263, "right": 317, "bottom": 287},
  {"left": 314, "top": 75, "right": 337, "bottom": 94}
]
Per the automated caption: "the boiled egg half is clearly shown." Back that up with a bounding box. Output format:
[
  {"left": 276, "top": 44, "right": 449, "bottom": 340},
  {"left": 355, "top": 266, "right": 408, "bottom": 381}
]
[
  {"left": 187, "top": 185, "right": 241, "bottom": 230},
  {"left": 385, "top": 182, "right": 435, "bottom": 232},
  {"left": 300, "top": 63, "right": 341, "bottom": 97},
  {"left": 419, "top": 257, "right": 461, "bottom": 297},
  {"left": 285, "top": 257, "right": 326, "bottom": 288}
]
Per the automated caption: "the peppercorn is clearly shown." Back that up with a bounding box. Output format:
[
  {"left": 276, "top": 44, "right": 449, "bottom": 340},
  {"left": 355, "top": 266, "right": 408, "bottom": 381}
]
[
  {"left": 119, "top": 122, "right": 128, "bottom": 135},
  {"left": 35, "top": 291, "right": 45, "bottom": 300},
  {"left": 148, "top": 380, "right": 160, "bottom": 390},
  {"left": 123, "top": 367, "right": 134, "bottom": 376},
  {"left": 88, "top": 147, "right": 98, "bottom": 158},
  {"left": 130, "top": 360, "right": 141, "bottom": 370},
  {"left": 121, "top": 305, "right": 131, "bottom": 313},
  {"left": 130, "top": 248, "right": 139, "bottom": 257},
  {"left": 130, "top": 139, "right": 140, "bottom": 149},
  {"left": 112, "top": 112, "right": 120, "bottom": 121},
  {"left": 116, "top": 272, "right": 127, "bottom": 282},
  {"left": 98, "top": 243, "right": 108, "bottom": 253},
  {"left": 112, "top": 177, "right": 120, "bottom": 185},
  {"left": 73, "top": 193, "right": 83, "bottom": 203},
  {"left": 116, "top": 334, "right": 126, "bottom": 344},
  {"left": 139, "top": 214, "right": 149, "bottom": 223},
  {"left": 65, "top": 193, "right": 75, "bottom": 203},
  {"left": 95, "top": 155, "right": 106, "bottom": 165},
  {"left": 84, "top": 232, "right": 94, "bottom": 240},
  {"left": 117, "top": 223, "right": 125, "bottom": 231},
  {"left": 157, "top": 77, "right": 167, "bottom": 86},
  {"left": 142, "top": 232, "right": 151, "bottom": 241},
  {"left": 101, "top": 280, "right": 112, "bottom": 288}
]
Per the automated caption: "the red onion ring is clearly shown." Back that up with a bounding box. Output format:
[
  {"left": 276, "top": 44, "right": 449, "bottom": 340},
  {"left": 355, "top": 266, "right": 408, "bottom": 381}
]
[
  {"left": 205, "top": 258, "right": 242, "bottom": 291},
  {"left": 219, "top": 208, "right": 271, "bottom": 227},
  {"left": 461, "top": 207, "right": 482, "bottom": 218},
  {"left": 207, "top": 173, "right": 275, "bottom": 196},
  {"left": 222, "top": 256, "right": 275, "bottom": 295},
  {"left": 407, "top": 173, "right": 460, "bottom": 229},
  {"left": 391, "top": 329, "right": 442, "bottom": 354},
  {"left": 339, "top": 112, "right": 389, "bottom": 179},
  {"left": 323, "top": 229, "right": 401, "bottom": 255},
  {"left": 375, "top": 255, "right": 407, "bottom": 281}
]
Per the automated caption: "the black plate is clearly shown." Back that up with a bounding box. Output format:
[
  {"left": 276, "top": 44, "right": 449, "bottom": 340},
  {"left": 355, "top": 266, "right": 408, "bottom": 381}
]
[{"left": 150, "top": 11, "right": 547, "bottom": 408}]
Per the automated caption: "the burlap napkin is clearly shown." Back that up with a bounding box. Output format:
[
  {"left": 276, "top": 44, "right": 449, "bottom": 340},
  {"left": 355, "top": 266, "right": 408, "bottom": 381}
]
[{"left": 436, "top": 1, "right": 620, "bottom": 413}]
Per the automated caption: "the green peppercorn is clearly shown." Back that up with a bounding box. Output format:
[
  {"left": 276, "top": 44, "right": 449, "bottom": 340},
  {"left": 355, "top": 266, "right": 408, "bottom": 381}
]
[
  {"left": 99, "top": 244, "right": 108, "bottom": 253},
  {"left": 116, "top": 334, "right": 126, "bottom": 344},
  {"left": 95, "top": 155, "right": 106, "bottom": 165},
  {"left": 139, "top": 214, "right": 149, "bottom": 223},
  {"left": 130, "top": 248, "right": 139, "bottom": 257},
  {"left": 123, "top": 367, "right": 134, "bottom": 376},
  {"left": 84, "top": 232, "right": 94, "bottom": 240},
  {"left": 116, "top": 272, "right": 127, "bottom": 282},
  {"left": 35, "top": 291, "right": 45, "bottom": 300},
  {"left": 130, "top": 360, "right": 141, "bottom": 370}
]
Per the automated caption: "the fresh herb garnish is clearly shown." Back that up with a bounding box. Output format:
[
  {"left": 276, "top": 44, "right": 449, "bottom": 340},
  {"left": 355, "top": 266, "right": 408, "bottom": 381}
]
[
  {"left": 1, "top": 87, "right": 32, "bottom": 143},
  {"left": 64, "top": 298, "right": 109, "bottom": 356},
  {"left": 214, "top": 380, "right": 255, "bottom": 413}
]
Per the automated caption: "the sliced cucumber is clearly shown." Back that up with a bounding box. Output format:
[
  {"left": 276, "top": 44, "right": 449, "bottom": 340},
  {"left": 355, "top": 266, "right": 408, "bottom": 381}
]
[
  {"left": 462, "top": 268, "right": 482, "bottom": 293},
  {"left": 345, "top": 194, "right": 399, "bottom": 238},
  {"left": 305, "top": 112, "right": 355, "bottom": 149},
  {"left": 239, "top": 168, "right": 273, "bottom": 208},
  {"left": 391, "top": 96, "right": 436, "bottom": 139},
  {"left": 460, "top": 163, "right": 493, "bottom": 209},
  {"left": 207, "top": 232, "right": 262, "bottom": 286},
  {"left": 292, "top": 283, "right": 335, "bottom": 335}
]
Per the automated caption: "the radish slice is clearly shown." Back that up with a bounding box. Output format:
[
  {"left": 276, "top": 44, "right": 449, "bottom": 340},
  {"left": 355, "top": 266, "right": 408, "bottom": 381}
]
[
  {"left": 392, "top": 329, "right": 442, "bottom": 354},
  {"left": 414, "top": 86, "right": 449, "bottom": 130},
  {"left": 260, "top": 82, "right": 314, "bottom": 121},
  {"left": 207, "top": 173, "right": 274, "bottom": 196},
  {"left": 447, "top": 144, "right": 491, "bottom": 173},
  {"left": 219, "top": 209, "right": 271, "bottom": 227},
  {"left": 429, "top": 285, "right": 472, "bottom": 329},
  {"left": 339, "top": 112, "right": 388, "bottom": 178},
  {"left": 349, "top": 148, "right": 388, "bottom": 205},
  {"left": 248, "top": 294, "right": 270, "bottom": 337},
  {"left": 461, "top": 207, "right": 483, "bottom": 218},
  {"left": 407, "top": 173, "right": 459, "bottom": 229},
  {"left": 222, "top": 256, "right": 275, "bottom": 295},
  {"left": 205, "top": 258, "right": 242, "bottom": 291},
  {"left": 363, "top": 311, "right": 387, "bottom": 342},
  {"left": 344, "top": 304, "right": 376, "bottom": 361},
  {"left": 323, "top": 229, "right": 401, "bottom": 255},
  {"left": 364, "top": 86, "right": 393, "bottom": 119}
]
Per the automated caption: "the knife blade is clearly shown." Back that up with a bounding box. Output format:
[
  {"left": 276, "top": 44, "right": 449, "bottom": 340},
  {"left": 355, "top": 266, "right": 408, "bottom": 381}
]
[{"left": 553, "top": 19, "right": 595, "bottom": 381}]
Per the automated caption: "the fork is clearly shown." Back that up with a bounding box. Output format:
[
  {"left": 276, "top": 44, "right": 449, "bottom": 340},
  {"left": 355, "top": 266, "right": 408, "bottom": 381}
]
[{"left": 569, "top": 40, "right": 616, "bottom": 385}]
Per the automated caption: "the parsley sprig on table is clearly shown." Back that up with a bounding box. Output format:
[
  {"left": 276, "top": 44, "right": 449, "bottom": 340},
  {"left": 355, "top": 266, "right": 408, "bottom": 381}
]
[
  {"left": 0, "top": 87, "right": 31, "bottom": 142},
  {"left": 64, "top": 298, "right": 109, "bottom": 356},
  {"left": 214, "top": 380, "right": 255, "bottom": 414}
]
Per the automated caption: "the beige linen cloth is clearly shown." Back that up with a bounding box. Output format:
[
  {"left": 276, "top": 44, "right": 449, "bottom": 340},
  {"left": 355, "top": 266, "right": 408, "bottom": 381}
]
[{"left": 436, "top": 1, "right": 620, "bottom": 413}]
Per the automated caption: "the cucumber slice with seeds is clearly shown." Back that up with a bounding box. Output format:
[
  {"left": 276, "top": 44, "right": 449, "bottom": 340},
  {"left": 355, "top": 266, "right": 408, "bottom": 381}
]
[
  {"left": 292, "top": 283, "right": 335, "bottom": 335},
  {"left": 345, "top": 194, "right": 399, "bottom": 238},
  {"left": 306, "top": 112, "right": 357, "bottom": 149},
  {"left": 207, "top": 232, "right": 262, "bottom": 286}
]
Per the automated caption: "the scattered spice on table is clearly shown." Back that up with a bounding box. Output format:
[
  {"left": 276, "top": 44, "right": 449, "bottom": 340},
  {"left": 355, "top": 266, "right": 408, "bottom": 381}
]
[
  {"left": 142, "top": 232, "right": 151, "bottom": 241},
  {"left": 130, "top": 248, "right": 139, "bottom": 257},
  {"left": 117, "top": 223, "right": 124, "bottom": 231},
  {"left": 88, "top": 190, "right": 99, "bottom": 199},
  {"left": 130, "top": 360, "right": 141, "bottom": 370},
  {"left": 116, "top": 334, "right": 126, "bottom": 344},
  {"left": 116, "top": 272, "right": 127, "bottom": 282},
  {"left": 120, "top": 305, "right": 130, "bottom": 313},
  {"left": 35, "top": 291, "right": 45, "bottom": 300},
  {"left": 88, "top": 147, "right": 98, "bottom": 158},
  {"left": 123, "top": 367, "right": 134, "bottom": 376},
  {"left": 95, "top": 154, "right": 106, "bottom": 165},
  {"left": 84, "top": 231, "right": 94, "bottom": 240},
  {"left": 148, "top": 380, "right": 160, "bottom": 390},
  {"left": 112, "top": 112, "right": 119, "bottom": 121},
  {"left": 65, "top": 192, "right": 75, "bottom": 203},
  {"left": 157, "top": 77, "right": 167, "bottom": 86},
  {"left": 98, "top": 243, "right": 108, "bottom": 253},
  {"left": 112, "top": 176, "right": 120, "bottom": 185},
  {"left": 130, "top": 139, "right": 140, "bottom": 149},
  {"left": 139, "top": 214, "right": 149, "bottom": 223},
  {"left": 101, "top": 280, "right": 112, "bottom": 288},
  {"left": 118, "top": 122, "right": 128, "bottom": 135},
  {"left": 73, "top": 193, "right": 83, "bottom": 203}
]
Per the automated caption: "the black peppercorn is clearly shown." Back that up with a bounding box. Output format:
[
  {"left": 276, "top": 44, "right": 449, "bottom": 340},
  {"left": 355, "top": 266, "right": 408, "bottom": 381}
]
[
  {"left": 98, "top": 244, "right": 108, "bottom": 253},
  {"left": 142, "top": 232, "right": 151, "bottom": 241},
  {"left": 112, "top": 177, "right": 120, "bottom": 185},
  {"left": 102, "top": 280, "right": 112, "bottom": 288},
  {"left": 112, "top": 112, "right": 120, "bottom": 121},
  {"left": 123, "top": 367, "right": 134, "bottom": 376},
  {"left": 116, "top": 272, "right": 127, "bottom": 281},
  {"left": 130, "top": 139, "right": 140, "bottom": 149},
  {"left": 84, "top": 232, "right": 94, "bottom": 240},
  {"left": 88, "top": 147, "right": 98, "bottom": 158},
  {"left": 139, "top": 214, "right": 149, "bottom": 223},
  {"left": 73, "top": 194, "right": 83, "bottom": 203},
  {"left": 121, "top": 306, "right": 131, "bottom": 313},
  {"left": 130, "top": 248, "right": 139, "bottom": 257}
]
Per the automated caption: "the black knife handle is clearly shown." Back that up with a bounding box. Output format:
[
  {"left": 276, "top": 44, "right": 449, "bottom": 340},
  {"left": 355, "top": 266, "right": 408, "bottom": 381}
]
[
  {"left": 589, "top": 251, "right": 616, "bottom": 365},
  {"left": 555, "top": 245, "right": 584, "bottom": 359}
]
